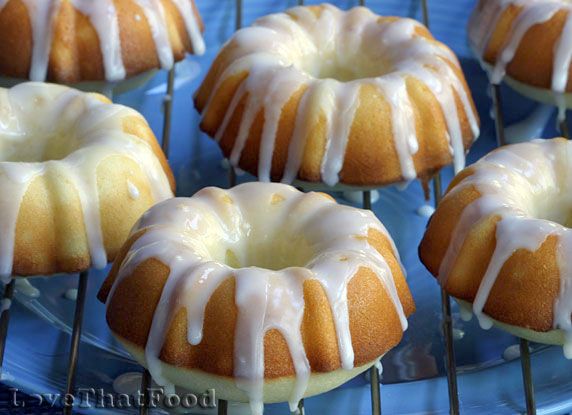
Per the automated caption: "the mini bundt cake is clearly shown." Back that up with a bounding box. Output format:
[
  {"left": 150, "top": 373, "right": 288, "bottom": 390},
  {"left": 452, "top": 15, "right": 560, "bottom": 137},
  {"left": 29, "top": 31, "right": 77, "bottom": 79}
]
[
  {"left": 194, "top": 4, "right": 480, "bottom": 188},
  {"left": 0, "top": 0, "right": 205, "bottom": 83},
  {"left": 0, "top": 82, "right": 175, "bottom": 279},
  {"left": 98, "top": 182, "right": 415, "bottom": 414},
  {"left": 468, "top": 0, "right": 572, "bottom": 118},
  {"left": 419, "top": 138, "right": 572, "bottom": 357}
]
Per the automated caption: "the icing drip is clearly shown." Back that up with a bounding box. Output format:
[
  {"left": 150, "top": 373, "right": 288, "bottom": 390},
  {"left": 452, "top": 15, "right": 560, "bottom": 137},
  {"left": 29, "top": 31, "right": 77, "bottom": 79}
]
[
  {"left": 473, "top": 217, "right": 560, "bottom": 329},
  {"left": 168, "top": 0, "right": 205, "bottom": 56},
  {"left": 127, "top": 179, "right": 140, "bottom": 199},
  {"left": 201, "top": 5, "right": 479, "bottom": 186},
  {"left": 452, "top": 328, "right": 465, "bottom": 340},
  {"left": 437, "top": 139, "right": 572, "bottom": 357},
  {"left": 0, "top": 82, "right": 173, "bottom": 277},
  {"left": 15, "top": 278, "right": 40, "bottom": 298},
  {"left": 416, "top": 204, "right": 435, "bottom": 218},
  {"left": 131, "top": 0, "right": 173, "bottom": 70},
  {"left": 21, "top": 0, "right": 62, "bottom": 81},
  {"left": 0, "top": 0, "right": 205, "bottom": 81},
  {"left": 503, "top": 344, "right": 521, "bottom": 360},
  {"left": 457, "top": 299, "right": 474, "bottom": 322},
  {"left": 64, "top": 288, "right": 78, "bottom": 301},
  {"left": 70, "top": 0, "right": 125, "bottom": 81},
  {"left": 281, "top": 81, "right": 330, "bottom": 184},
  {"left": 113, "top": 372, "right": 144, "bottom": 396},
  {"left": 374, "top": 360, "right": 383, "bottom": 377},
  {"left": 319, "top": 80, "right": 361, "bottom": 186},
  {"left": 373, "top": 75, "right": 417, "bottom": 182},
  {"left": 469, "top": 0, "right": 572, "bottom": 121},
  {"left": 490, "top": 3, "right": 560, "bottom": 85},
  {"left": 107, "top": 182, "right": 408, "bottom": 413},
  {"left": 467, "top": 0, "right": 507, "bottom": 58}
]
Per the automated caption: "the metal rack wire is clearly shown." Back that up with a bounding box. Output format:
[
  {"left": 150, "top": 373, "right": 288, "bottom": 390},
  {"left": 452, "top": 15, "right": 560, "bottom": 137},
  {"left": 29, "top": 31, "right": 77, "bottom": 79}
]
[
  {"left": 63, "top": 270, "right": 89, "bottom": 415},
  {"left": 0, "top": 1, "right": 563, "bottom": 414},
  {"left": 0, "top": 280, "right": 15, "bottom": 376}
]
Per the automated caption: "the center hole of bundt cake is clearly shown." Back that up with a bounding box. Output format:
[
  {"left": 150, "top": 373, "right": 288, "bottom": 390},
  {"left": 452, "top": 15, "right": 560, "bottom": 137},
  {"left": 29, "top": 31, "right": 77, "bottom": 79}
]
[
  {"left": 221, "top": 234, "right": 316, "bottom": 271},
  {"left": 296, "top": 50, "right": 392, "bottom": 81},
  {"left": 1, "top": 133, "right": 76, "bottom": 162},
  {"left": 534, "top": 192, "right": 572, "bottom": 227}
]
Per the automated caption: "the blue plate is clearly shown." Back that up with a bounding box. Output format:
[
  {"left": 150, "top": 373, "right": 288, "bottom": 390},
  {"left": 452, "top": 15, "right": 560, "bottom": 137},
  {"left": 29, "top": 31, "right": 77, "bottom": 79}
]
[{"left": 4, "top": 0, "right": 572, "bottom": 413}]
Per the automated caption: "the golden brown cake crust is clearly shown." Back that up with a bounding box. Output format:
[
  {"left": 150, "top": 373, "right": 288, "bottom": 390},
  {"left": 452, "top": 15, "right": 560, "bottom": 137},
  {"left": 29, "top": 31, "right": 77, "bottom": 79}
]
[
  {"left": 0, "top": 0, "right": 204, "bottom": 83},
  {"left": 98, "top": 228, "right": 415, "bottom": 379},
  {"left": 194, "top": 5, "right": 479, "bottom": 188}
]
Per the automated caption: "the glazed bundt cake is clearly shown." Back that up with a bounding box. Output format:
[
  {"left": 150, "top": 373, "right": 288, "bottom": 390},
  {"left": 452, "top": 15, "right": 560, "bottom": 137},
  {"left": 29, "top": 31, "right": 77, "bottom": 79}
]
[
  {"left": 468, "top": 0, "right": 572, "bottom": 118},
  {"left": 0, "top": 82, "right": 175, "bottom": 279},
  {"left": 419, "top": 138, "right": 572, "bottom": 357},
  {"left": 0, "top": 0, "right": 205, "bottom": 83},
  {"left": 194, "top": 4, "right": 480, "bottom": 188},
  {"left": 98, "top": 182, "right": 415, "bottom": 413}
]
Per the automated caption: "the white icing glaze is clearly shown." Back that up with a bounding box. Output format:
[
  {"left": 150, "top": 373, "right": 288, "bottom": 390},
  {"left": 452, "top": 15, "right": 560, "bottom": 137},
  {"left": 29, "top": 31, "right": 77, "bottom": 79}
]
[
  {"left": 21, "top": 0, "right": 62, "bottom": 81},
  {"left": 319, "top": 80, "right": 361, "bottom": 186},
  {"left": 490, "top": 3, "right": 560, "bottom": 85},
  {"left": 70, "top": 0, "right": 126, "bottom": 81},
  {"left": 457, "top": 299, "right": 474, "bottom": 322},
  {"left": 469, "top": 0, "right": 572, "bottom": 120},
  {"left": 0, "top": 298, "right": 11, "bottom": 314},
  {"left": 374, "top": 360, "right": 383, "bottom": 377},
  {"left": 0, "top": 82, "right": 173, "bottom": 278},
  {"left": 113, "top": 371, "right": 144, "bottom": 395},
  {"left": 130, "top": 0, "right": 173, "bottom": 70},
  {"left": 372, "top": 75, "right": 417, "bottom": 182},
  {"left": 107, "top": 182, "right": 408, "bottom": 414},
  {"left": 452, "top": 328, "right": 465, "bottom": 340},
  {"left": 200, "top": 5, "right": 479, "bottom": 186},
  {"left": 437, "top": 138, "right": 572, "bottom": 357},
  {"left": 169, "top": 0, "right": 205, "bottom": 56},
  {"left": 503, "top": 344, "right": 521, "bottom": 360},
  {"left": 127, "top": 179, "right": 140, "bottom": 200},
  {"left": 0, "top": 0, "right": 205, "bottom": 81},
  {"left": 64, "top": 288, "right": 78, "bottom": 301},
  {"left": 416, "top": 204, "right": 435, "bottom": 218},
  {"left": 15, "top": 278, "right": 40, "bottom": 298}
]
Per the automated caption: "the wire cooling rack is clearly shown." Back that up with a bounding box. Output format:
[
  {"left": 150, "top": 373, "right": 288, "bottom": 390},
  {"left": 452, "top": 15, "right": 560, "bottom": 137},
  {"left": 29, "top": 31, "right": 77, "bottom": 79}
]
[{"left": 0, "top": 0, "right": 571, "bottom": 414}]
